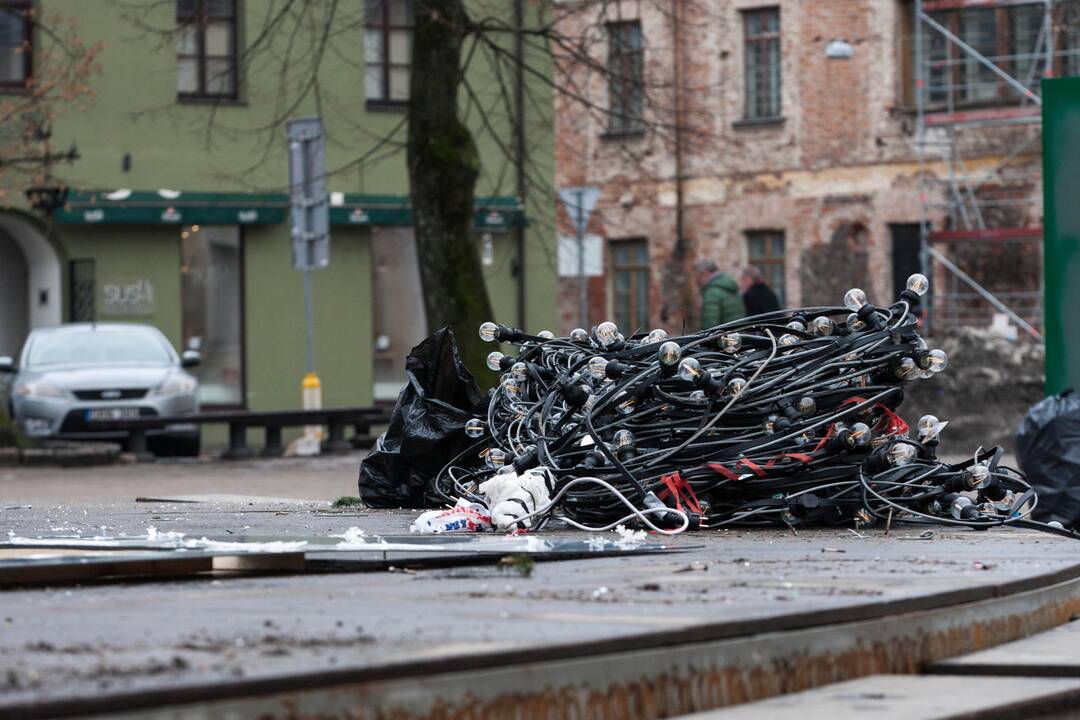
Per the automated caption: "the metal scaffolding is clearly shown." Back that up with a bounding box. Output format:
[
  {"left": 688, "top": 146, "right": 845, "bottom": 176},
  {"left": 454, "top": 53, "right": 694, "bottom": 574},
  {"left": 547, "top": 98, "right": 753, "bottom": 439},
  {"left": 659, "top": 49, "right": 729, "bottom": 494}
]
[{"left": 913, "top": 0, "right": 1079, "bottom": 339}]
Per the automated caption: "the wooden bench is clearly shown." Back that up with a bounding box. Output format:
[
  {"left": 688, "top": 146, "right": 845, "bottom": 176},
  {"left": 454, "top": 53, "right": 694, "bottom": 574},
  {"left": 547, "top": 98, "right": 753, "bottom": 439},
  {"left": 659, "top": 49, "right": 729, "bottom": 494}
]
[{"left": 92, "top": 407, "right": 391, "bottom": 460}]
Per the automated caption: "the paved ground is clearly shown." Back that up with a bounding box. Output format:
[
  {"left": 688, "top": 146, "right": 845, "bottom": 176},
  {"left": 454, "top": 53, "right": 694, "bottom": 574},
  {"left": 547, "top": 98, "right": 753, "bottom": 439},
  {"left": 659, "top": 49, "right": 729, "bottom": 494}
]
[
  {"left": 0, "top": 453, "right": 1068, "bottom": 712},
  {"left": 0, "top": 452, "right": 366, "bottom": 504}
]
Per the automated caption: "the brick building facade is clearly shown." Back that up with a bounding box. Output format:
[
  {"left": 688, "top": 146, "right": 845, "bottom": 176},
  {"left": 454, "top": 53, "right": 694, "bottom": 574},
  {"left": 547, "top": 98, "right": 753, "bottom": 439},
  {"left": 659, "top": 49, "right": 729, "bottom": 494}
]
[{"left": 554, "top": 0, "right": 1065, "bottom": 335}]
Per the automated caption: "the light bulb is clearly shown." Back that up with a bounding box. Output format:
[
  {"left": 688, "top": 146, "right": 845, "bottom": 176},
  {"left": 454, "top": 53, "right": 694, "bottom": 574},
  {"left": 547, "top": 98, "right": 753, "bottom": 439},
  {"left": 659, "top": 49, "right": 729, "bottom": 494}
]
[
  {"left": 486, "top": 351, "right": 505, "bottom": 371},
  {"left": 479, "top": 321, "right": 500, "bottom": 342},
  {"left": 848, "top": 422, "right": 871, "bottom": 447},
  {"left": 570, "top": 327, "right": 589, "bottom": 343},
  {"left": 486, "top": 448, "right": 507, "bottom": 468},
  {"left": 658, "top": 341, "right": 682, "bottom": 366},
  {"left": 616, "top": 396, "right": 636, "bottom": 415},
  {"left": 727, "top": 377, "right": 747, "bottom": 396},
  {"left": 887, "top": 442, "right": 917, "bottom": 467},
  {"left": 927, "top": 349, "right": 948, "bottom": 373},
  {"left": 917, "top": 414, "right": 947, "bottom": 443},
  {"left": 811, "top": 316, "right": 834, "bottom": 336},
  {"left": 536, "top": 330, "right": 555, "bottom": 340},
  {"left": 720, "top": 333, "right": 742, "bottom": 353},
  {"left": 764, "top": 414, "right": 779, "bottom": 435},
  {"left": 796, "top": 396, "right": 816, "bottom": 415},
  {"left": 511, "top": 362, "right": 528, "bottom": 381},
  {"left": 596, "top": 321, "right": 619, "bottom": 347},
  {"left": 786, "top": 320, "right": 806, "bottom": 333},
  {"left": 613, "top": 429, "right": 635, "bottom": 449},
  {"left": 464, "top": 418, "right": 485, "bottom": 438},
  {"left": 677, "top": 357, "right": 703, "bottom": 382},
  {"left": 949, "top": 494, "right": 974, "bottom": 520},
  {"left": 503, "top": 376, "right": 521, "bottom": 395},
  {"left": 964, "top": 463, "right": 991, "bottom": 490},
  {"left": 587, "top": 356, "right": 609, "bottom": 380},
  {"left": 779, "top": 334, "right": 799, "bottom": 347},
  {"left": 846, "top": 312, "right": 866, "bottom": 331},
  {"left": 895, "top": 357, "right": 918, "bottom": 380},
  {"left": 690, "top": 390, "right": 707, "bottom": 403},
  {"left": 843, "top": 288, "right": 868, "bottom": 311},
  {"left": 906, "top": 273, "right": 929, "bottom": 297},
  {"left": 582, "top": 392, "right": 598, "bottom": 411},
  {"left": 646, "top": 328, "right": 668, "bottom": 344}
]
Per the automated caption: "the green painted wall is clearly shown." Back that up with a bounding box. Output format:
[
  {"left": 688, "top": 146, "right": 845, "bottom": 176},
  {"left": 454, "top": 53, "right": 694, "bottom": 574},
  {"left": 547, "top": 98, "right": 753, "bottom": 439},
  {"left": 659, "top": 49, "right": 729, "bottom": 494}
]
[
  {"left": 1042, "top": 78, "right": 1080, "bottom": 395},
  {"left": 5, "top": 0, "right": 556, "bottom": 412}
]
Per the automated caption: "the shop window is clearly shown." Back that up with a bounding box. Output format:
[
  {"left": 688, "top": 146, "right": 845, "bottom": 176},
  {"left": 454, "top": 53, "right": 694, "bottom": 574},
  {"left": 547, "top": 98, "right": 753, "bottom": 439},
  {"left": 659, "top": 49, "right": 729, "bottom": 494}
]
[
  {"left": 371, "top": 227, "right": 427, "bottom": 400},
  {"left": 911, "top": 3, "right": 1080, "bottom": 108},
  {"left": 176, "top": 0, "right": 238, "bottom": 100},
  {"left": 610, "top": 238, "right": 649, "bottom": 333},
  {"left": 0, "top": 0, "right": 31, "bottom": 88},
  {"left": 607, "top": 20, "right": 644, "bottom": 134},
  {"left": 743, "top": 7, "right": 781, "bottom": 120},
  {"left": 365, "top": 0, "right": 413, "bottom": 105},
  {"left": 180, "top": 225, "right": 244, "bottom": 406},
  {"left": 746, "top": 230, "right": 785, "bottom": 304},
  {"left": 68, "top": 259, "right": 95, "bottom": 322}
]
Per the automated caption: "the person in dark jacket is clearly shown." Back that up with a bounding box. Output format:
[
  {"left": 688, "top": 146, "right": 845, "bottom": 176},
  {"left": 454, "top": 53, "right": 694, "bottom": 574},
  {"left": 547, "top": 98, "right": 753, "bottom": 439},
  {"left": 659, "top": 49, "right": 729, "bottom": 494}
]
[
  {"left": 740, "top": 265, "right": 782, "bottom": 317},
  {"left": 694, "top": 259, "right": 746, "bottom": 329}
]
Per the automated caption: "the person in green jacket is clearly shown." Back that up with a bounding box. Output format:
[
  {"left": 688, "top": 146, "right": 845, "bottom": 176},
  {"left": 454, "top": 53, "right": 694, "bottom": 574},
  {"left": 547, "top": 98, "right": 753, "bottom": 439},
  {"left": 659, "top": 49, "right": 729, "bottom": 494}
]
[{"left": 694, "top": 259, "right": 746, "bottom": 330}]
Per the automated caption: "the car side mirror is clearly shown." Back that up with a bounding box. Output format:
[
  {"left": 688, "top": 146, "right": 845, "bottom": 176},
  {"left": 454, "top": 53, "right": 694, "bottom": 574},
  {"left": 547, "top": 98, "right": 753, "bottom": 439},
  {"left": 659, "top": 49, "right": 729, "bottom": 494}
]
[
  {"left": 0, "top": 356, "right": 15, "bottom": 373},
  {"left": 181, "top": 350, "right": 201, "bottom": 368}
]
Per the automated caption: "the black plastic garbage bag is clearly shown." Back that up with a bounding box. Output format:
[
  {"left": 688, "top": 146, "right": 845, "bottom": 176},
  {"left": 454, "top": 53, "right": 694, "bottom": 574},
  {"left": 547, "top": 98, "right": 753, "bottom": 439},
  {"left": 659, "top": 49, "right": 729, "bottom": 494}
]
[
  {"left": 358, "top": 327, "right": 484, "bottom": 507},
  {"left": 1016, "top": 390, "right": 1080, "bottom": 527}
]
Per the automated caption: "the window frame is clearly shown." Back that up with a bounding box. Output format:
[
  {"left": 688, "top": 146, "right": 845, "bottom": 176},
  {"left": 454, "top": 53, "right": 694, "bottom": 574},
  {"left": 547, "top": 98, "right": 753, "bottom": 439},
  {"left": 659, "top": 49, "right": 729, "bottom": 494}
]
[
  {"left": 605, "top": 20, "right": 645, "bottom": 135},
  {"left": 365, "top": 0, "right": 413, "bottom": 108},
  {"left": 608, "top": 237, "right": 650, "bottom": 334},
  {"left": 742, "top": 6, "right": 782, "bottom": 122},
  {"left": 0, "top": 0, "right": 33, "bottom": 90},
  {"left": 745, "top": 229, "right": 786, "bottom": 305},
  {"left": 176, "top": 0, "right": 240, "bottom": 102}
]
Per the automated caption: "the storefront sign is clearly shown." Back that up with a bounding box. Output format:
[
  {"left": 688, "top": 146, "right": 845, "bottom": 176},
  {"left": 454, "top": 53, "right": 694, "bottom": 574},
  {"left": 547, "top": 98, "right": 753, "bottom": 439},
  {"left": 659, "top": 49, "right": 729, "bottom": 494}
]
[{"left": 102, "top": 279, "right": 156, "bottom": 316}]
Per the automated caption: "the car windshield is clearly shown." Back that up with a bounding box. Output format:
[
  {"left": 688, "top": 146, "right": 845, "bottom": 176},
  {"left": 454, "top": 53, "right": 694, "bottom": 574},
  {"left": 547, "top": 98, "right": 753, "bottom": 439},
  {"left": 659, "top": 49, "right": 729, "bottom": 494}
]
[{"left": 26, "top": 329, "right": 174, "bottom": 369}]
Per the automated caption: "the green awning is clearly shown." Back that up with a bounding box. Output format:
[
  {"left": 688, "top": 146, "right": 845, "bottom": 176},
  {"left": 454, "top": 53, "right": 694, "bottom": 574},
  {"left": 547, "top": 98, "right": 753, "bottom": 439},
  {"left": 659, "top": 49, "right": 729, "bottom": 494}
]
[{"left": 55, "top": 190, "right": 525, "bottom": 229}]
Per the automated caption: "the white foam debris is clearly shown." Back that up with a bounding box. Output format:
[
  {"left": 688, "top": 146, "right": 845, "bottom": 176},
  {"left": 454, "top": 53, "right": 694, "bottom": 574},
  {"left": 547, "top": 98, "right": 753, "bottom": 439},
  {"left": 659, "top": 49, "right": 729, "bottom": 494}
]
[
  {"left": 585, "top": 536, "right": 610, "bottom": 552},
  {"left": 613, "top": 525, "right": 647, "bottom": 548},
  {"left": 145, "top": 526, "right": 186, "bottom": 543},
  {"left": 337, "top": 527, "right": 369, "bottom": 545}
]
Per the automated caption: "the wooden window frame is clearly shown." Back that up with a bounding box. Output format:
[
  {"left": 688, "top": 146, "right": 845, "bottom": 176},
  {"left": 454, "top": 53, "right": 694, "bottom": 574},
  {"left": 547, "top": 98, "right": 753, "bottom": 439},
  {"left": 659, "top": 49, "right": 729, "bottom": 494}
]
[
  {"left": 609, "top": 237, "right": 650, "bottom": 334},
  {"left": 365, "top": 0, "right": 413, "bottom": 108},
  {"left": 742, "top": 7, "right": 782, "bottom": 121},
  {"left": 745, "top": 229, "right": 786, "bottom": 304},
  {"left": 0, "top": 0, "right": 33, "bottom": 90},
  {"left": 176, "top": 0, "right": 239, "bottom": 102},
  {"left": 606, "top": 20, "right": 644, "bottom": 135}
]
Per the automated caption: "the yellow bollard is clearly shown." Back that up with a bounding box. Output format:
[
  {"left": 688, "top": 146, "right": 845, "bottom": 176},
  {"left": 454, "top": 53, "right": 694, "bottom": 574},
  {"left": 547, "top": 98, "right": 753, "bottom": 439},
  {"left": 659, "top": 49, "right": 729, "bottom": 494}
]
[{"left": 302, "top": 372, "right": 323, "bottom": 452}]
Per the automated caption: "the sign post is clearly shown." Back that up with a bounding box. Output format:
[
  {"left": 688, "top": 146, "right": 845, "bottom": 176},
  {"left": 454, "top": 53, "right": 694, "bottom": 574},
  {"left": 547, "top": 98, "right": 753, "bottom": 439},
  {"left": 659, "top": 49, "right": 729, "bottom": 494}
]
[
  {"left": 558, "top": 186, "right": 599, "bottom": 327},
  {"left": 287, "top": 118, "right": 329, "bottom": 453}
]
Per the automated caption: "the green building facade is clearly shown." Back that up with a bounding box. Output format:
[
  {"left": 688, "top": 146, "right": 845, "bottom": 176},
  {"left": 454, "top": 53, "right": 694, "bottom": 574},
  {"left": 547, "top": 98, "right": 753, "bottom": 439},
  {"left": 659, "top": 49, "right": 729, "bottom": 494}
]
[{"left": 0, "top": 0, "right": 555, "bottom": 413}]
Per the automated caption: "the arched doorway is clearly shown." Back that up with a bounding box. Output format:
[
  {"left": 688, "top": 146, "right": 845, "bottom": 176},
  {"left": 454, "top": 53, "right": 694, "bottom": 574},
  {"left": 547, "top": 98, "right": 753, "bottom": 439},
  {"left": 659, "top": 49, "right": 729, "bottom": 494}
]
[{"left": 0, "top": 212, "right": 62, "bottom": 357}]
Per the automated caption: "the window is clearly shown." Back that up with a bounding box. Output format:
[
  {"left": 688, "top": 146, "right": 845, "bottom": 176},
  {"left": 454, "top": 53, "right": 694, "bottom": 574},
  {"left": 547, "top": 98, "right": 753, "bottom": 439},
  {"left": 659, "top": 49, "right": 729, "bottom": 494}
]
[
  {"left": 176, "top": 0, "right": 238, "bottom": 100},
  {"left": 0, "top": 0, "right": 31, "bottom": 88},
  {"left": 920, "top": 3, "right": 1080, "bottom": 108},
  {"left": 610, "top": 239, "right": 649, "bottom": 333},
  {"left": 180, "top": 225, "right": 244, "bottom": 406},
  {"left": 746, "top": 230, "right": 785, "bottom": 304},
  {"left": 743, "top": 8, "right": 781, "bottom": 120},
  {"left": 365, "top": 0, "right": 413, "bottom": 104},
  {"left": 69, "top": 259, "right": 95, "bottom": 322},
  {"left": 607, "top": 21, "right": 644, "bottom": 133}
]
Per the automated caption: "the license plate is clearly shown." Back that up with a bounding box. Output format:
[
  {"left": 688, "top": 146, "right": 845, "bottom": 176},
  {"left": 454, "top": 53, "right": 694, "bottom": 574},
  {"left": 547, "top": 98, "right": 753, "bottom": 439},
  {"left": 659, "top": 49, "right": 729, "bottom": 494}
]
[{"left": 85, "top": 407, "right": 141, "bottom": 422}]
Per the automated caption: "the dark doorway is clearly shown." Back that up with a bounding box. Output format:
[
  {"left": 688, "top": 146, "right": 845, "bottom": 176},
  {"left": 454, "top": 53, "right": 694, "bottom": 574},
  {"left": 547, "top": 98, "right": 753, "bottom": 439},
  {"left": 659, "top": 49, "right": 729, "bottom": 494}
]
[{"left": 890, "top": 224, "right": 922, "bottom": 299}]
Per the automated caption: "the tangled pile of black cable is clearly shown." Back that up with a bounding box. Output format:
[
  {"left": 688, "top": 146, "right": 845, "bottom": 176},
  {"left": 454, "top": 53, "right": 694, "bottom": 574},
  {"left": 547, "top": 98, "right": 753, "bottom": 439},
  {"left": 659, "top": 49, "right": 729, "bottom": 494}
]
[{"left": 433, "top": 274, "right": 1070, "bottom": 537}]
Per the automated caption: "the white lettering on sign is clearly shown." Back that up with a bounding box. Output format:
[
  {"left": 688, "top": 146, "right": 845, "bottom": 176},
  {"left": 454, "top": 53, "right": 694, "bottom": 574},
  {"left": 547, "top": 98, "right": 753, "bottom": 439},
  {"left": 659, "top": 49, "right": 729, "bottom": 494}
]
[
  {"left": 238, "top": 210, "right": 258, "bottom": 223},
  {"left": 102, "top": 279, "right": 156, "bottom": 316},
  {"left": 83, "top": 209, "right": 105, "bottom": 223}
]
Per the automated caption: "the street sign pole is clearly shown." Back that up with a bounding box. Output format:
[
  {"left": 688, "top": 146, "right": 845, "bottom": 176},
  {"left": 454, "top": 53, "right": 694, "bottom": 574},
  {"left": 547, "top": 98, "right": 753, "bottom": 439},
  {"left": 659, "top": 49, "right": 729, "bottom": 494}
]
[{"left": 288, "top": 117, "right": 330, "bottom": 454}]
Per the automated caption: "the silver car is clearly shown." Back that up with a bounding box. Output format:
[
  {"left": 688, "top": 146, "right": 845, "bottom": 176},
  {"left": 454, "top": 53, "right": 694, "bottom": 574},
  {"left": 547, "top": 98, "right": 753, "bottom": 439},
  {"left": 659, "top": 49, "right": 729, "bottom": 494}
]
[{"left": 0, "top": 323, "right": 201, "bottom": 456}]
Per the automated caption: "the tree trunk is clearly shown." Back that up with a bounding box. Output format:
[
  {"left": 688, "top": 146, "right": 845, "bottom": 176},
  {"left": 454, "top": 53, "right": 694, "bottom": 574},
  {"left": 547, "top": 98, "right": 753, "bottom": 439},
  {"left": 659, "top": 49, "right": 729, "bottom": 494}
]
[{"left": 408, "top": 0, "right": 495, "bottom": 379}]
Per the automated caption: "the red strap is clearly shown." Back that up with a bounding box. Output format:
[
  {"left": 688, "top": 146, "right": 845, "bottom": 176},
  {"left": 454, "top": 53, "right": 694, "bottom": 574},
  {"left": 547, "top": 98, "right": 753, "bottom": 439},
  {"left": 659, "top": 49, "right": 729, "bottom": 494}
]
[
  {"left": 737, "top": 458, "right": 766, "bottom": 477},
  {"left": 707, "top": 463, "right": 740, "bottom": 481},
  {"left": 658, "top": 471, "right": 702, "bottom": 514}
]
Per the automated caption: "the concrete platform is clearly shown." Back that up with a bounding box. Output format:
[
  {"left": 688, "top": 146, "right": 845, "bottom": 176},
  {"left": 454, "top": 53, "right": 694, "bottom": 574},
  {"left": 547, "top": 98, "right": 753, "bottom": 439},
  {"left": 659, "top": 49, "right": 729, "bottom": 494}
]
[
  {"left": 929, "top": 618, "right": 1080, "bottom": 678},
  {"left": 674, "top": 674, "right": 1080, "bottom": 720}
]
